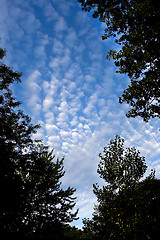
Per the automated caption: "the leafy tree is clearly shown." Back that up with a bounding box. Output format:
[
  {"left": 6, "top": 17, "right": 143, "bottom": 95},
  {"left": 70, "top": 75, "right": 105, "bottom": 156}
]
[
  {"left": 95, "top": 136, "right": 147, "bottom": 191},
  {"left": 63, "top": 225, "right": 86, "bottom": 240},
  {"left": 78, "top": 0, "right": 160, "bottom": 121},
  {"left": 82, "top": 218, "right": 97, "bottom": 240},
  {"left": 132, "top": 175, "right": 160, "bottom": 240},
  {"left": 84, "top": 136, "right": 160, "bottom": 240},
  {"left": 0, "top": 47, "right": 78, "bottom": 239}
]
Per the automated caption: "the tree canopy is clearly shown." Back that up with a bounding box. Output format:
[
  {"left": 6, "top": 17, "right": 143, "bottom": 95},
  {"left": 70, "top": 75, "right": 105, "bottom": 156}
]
[
  {"left": 83, "top": 136, "right": 160, "bottom": 240},
  {"left": 78, "top": 0, "right": 160, "bottom": 121},
  {"left": 0, "top": 47, "right": 78, "bottom": 239},
  {"left": 96, "top": 136, "right": 147, "bottom": 190}
]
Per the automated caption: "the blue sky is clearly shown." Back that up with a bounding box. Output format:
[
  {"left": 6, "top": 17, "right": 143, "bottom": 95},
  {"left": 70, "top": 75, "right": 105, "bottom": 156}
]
[{"left": 1, "top": 0, "right": 160, "bottom": 228}]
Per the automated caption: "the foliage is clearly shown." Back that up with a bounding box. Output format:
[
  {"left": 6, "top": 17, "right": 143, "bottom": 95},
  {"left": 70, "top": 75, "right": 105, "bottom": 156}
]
[
  {"left": 83, "top": 136, "right": 160, "bottom": 240},
  {"left": 95, "top": 136, "right": 147, "bottom": 191},
  {"left": 82, "top": 218, "right": 97, "bottom": 240},
  {"left": 0, "top": 47, "right": 78, "bottom": 239},
  {"left": 78, "top": 0, "right": 160, "bottom": 121},
  {"left": 64, "top": 225, "right": 86, "bottom": 240}
]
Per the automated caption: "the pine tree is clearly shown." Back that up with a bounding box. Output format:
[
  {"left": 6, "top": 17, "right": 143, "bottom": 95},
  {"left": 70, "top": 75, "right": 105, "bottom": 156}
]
[{"left": 0, "top": 47, "right": 78, "bottom": 239}]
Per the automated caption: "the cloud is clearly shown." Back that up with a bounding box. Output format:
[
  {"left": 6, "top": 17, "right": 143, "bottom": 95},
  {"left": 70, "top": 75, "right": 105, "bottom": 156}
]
[
  {"left": 83, "top": 91, "right": 99, "bottom": 116},
  {"left": 53, "top": 0, "right": 74, "bottom": 16},
  {"left": 24, "top": 70, "right": 42, "bottom": 118},
  {"left": 54, "top": 15, "right": 68, "bottom": 33},
  {"left": 49, "top": 48, "right": 71, "bottom": 77},
  {"left": 46, "top": 123, "right": 58, "bottom": 134},
  {"left": 43, "top": 97, "right": 54, "bottom": 112},
  {"left": 33, "top": 120, "right": 46, "bottom": 140},
  {"left": 52, "top": 38, "right": 64, "bottom": 55},
  {"left": 47, "top": 135, "right": 62, "bottom": 150},
  {"left": 34, "top": 34, "right": 49, "bottom": 66},
  {"left": 85, "top": 74, "right": 96, "bottom": 82},
  {"left": 65, "top": 28, "right": 78, "bottom": 48},
  {"left": 75, "top": 11, "right": 91, "bottom": 37},
  {"left": 71, "top": 189, "right": 97, "bottom": 228}
]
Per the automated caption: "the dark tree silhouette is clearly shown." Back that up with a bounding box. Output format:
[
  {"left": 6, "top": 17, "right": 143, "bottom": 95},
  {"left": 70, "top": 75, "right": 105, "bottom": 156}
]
[
  {"left": 83, "top": 136, "right": 160, "bottom": 240},
  {"left": 0, "top": 47, "right": 78, "bottom": 239},
  {"left": 78, "top": 0, "right": 160, "bottom": 121}
]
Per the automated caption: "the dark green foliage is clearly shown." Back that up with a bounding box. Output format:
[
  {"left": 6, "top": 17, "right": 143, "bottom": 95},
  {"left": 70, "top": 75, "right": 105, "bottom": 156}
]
[
  {"left": 84, "top": 136, "right": 160, "bottom": 240},
  {"left": 64, "top": 225, "right": 86, "bottom": 240},
  {"left": 0, "top": 48, "right": 78, "bottom": 239},
  {"left": 133, "top": 176, "right": 160, "bottom": 239},
  {"left": 96, "top": 136, "right": 147, "bottom": 190},
  {"left": 15, "top": 147, "right": 78, "bottom": 239},
  {"left": 82, "top": 218, "right": 96, "bottom": 240},
  {"left": 0, "top": 47, "right": 38, "bottom": 237},
  {"left": 78, "top": 0, "right": 160, "bottom": 121}
]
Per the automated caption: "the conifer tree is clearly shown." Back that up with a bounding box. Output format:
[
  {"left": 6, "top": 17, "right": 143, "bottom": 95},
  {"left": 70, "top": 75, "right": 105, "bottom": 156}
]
[{"left": 0, "top": 47, "right": 78, "bottom": 239}]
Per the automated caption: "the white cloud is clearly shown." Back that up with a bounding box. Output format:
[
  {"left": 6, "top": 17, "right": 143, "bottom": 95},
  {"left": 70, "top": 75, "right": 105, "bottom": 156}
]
[
  {"left": 53, "top": 0, "right": 74, "bottom": 16},
  {"left": 75, "top": 11, "right": 91, "bottom": 37},
  {"left": 57, "top": 112, "right": 69, "bottom": 127},
  {"left": 71, "top": 131, "right": 80, "bottom": 142},
  {"left": 27, "top": 70, "right": 41, "bottom": 90},
  {"left": 46, "top": 123, "right": 58, "bottom": 134},
  {"left": 34, "top": 34, "right": 49, "bottom": 63},
  {"left": 65, "top": 27, "right": 78, "bottom": 48},
  {"left": 47, "top": 135, "right": 61, "bottom": 149},
  {"left": 71, "top": 189, "right": 97, "bottom": 228},
  {"left": 85, "top": 74, "right": 96, "bottom": 82},
  {"left": 49, "top": 48, "right": 71, "bottom": 76},
  {"left": 43, "top": 97, "right": 54, "bottom": 111},
  {"left": 62, "top": 141, "right": 71, "bottom": 152},
  {"left": 33, "top": 120, "right": 46, "bottom": 140},
  {"left": 42, "top": 1, "right": 59, "bottom": 22},
  {"left": 58, "top": 100, "right": 69, "bottom": 112},
  {"left": 52, "top": 38, "right": 64, "bottom": 55},
  {"left": 45, "top": 112, "right": 55, "bottom": 123},
  {"left": 54, "top": 15, "right": 68, "bottom": 33},
  {"left": 83, "top": 91, "right": 99, "bottom": 117},
  {"left": 24, "top": 70, "right": 42, "bottom": 117}
]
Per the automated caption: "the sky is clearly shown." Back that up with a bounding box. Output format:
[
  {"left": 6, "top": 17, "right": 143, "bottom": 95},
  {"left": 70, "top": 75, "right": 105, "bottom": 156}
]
[{"left": 1, "top": 0, "right": 160, "bottom": 228}]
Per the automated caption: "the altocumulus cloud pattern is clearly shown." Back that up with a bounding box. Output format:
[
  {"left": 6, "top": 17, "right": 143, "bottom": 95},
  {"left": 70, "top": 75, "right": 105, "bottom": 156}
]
[{"left": 1, "top": 0, "right": 160, "bottom": 228}]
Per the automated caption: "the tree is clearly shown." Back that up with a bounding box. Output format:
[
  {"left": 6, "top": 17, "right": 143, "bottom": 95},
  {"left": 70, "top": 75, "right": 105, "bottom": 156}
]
[
  {"left": 63, "top": 225, "right": 86, "bottom": 240},
  {"left": 0, "top": 47, "right": 78, "bottom": 239},
  {"left": 84, "top": 136, "right": 160, "bottom": 240},
  {"left": 132, "top": 175, "right": 160, "bottom": 240},
  {"left": 78, "top": 0, "right": 160, "bottom": 121},
  {"left": 96, "top": 136, "right": 147, "bottom": 190},
  {"left": 0, "top": 47, "right": 38, "bottom": 237},
  {"left": 18, "top": 147, "right": 78, "bottom": 239}
]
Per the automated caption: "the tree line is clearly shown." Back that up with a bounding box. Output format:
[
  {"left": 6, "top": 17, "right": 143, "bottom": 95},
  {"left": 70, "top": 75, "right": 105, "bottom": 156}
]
[{"left": 1, "top": 0, "right": 160, "bottom": 239}]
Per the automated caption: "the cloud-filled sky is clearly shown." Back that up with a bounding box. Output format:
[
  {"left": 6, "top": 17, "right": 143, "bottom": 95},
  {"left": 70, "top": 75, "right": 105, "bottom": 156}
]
[{"left": 1, "top": 0, "right": 160, "bottom": 228}]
